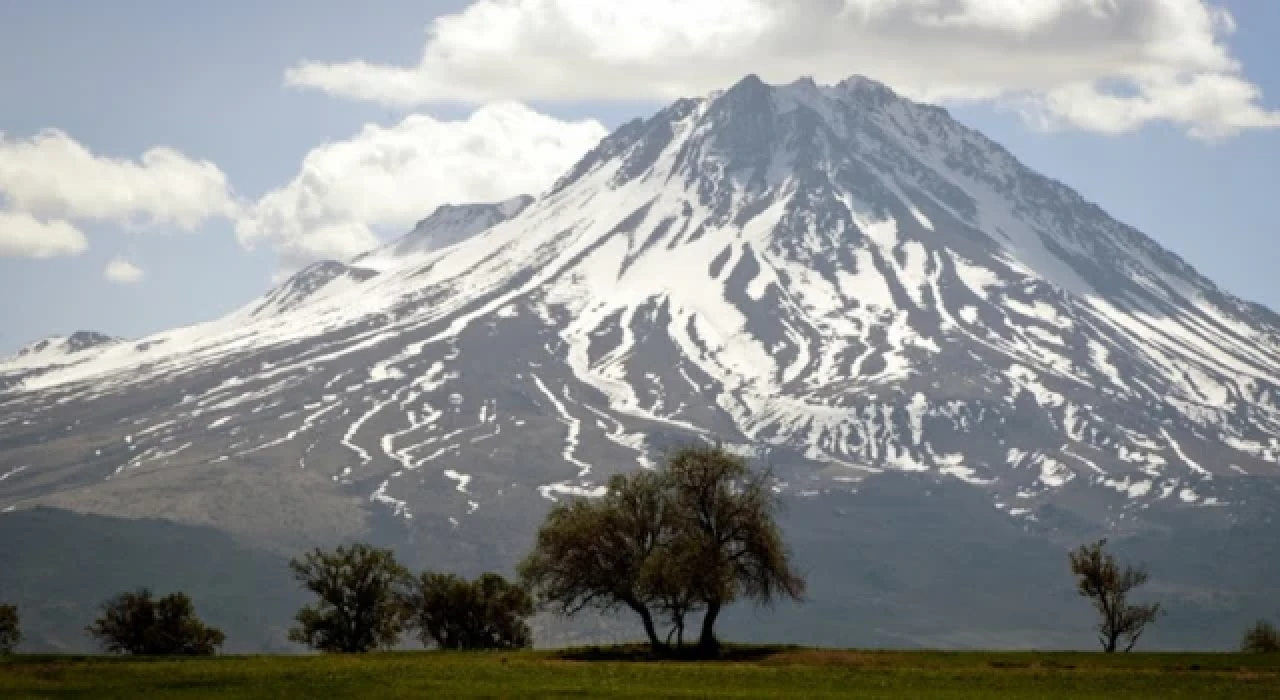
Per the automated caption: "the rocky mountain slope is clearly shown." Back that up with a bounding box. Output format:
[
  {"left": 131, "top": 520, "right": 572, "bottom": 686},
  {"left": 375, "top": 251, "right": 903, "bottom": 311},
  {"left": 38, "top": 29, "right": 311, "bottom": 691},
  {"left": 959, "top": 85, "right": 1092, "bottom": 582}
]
[{"left": 3, "top": 74, "right": 1278, "bottom": 650}]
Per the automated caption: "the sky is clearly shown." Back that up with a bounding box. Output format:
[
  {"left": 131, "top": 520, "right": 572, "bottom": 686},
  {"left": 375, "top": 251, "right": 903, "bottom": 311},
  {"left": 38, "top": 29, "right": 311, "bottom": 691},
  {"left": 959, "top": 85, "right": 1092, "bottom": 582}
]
[{"left": 1, "top": 0, "right": 1277, "bottom": 355}]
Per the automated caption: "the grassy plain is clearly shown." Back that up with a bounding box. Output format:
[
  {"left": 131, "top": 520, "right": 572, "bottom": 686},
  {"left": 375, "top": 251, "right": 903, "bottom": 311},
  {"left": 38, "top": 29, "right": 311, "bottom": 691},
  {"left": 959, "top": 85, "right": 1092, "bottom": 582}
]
[{"left": 3, "top": 647, "right": 1278, "bottom": 698}]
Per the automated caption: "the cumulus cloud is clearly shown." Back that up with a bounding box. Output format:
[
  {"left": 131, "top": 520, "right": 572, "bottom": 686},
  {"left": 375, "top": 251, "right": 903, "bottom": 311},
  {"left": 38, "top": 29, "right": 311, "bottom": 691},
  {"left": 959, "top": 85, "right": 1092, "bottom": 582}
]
[
  {"left": 103, "top": 256, "right": 145, "bottom": 284},
  {"left": 236, "top": 102, "right": 606, "bottom": 268},
  {"left": 0, "top": 129, "right": 235, "bottom": 228},
  {"left": 0, "top": 129, "right": 236, "bottom": 258},
  {"left": 286, "top": 0, "right": 1280, "bottom": 138},
  {"left": 0, "top": 211, "right": 88, "bottom": 259}
]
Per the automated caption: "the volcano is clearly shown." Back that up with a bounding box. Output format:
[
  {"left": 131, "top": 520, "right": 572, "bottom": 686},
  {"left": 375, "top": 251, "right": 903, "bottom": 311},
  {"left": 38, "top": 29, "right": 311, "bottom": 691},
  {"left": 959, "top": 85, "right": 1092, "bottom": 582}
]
[{"left": 4, "top": 74, "right": 1279, "bottom": 651}]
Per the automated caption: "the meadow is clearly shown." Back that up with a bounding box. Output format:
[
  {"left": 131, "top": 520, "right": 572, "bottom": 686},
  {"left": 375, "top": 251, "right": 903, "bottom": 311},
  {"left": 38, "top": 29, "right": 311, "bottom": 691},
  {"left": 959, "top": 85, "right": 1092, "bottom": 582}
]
[{"left": 3, "top": 647, "right": 1278, "bottom": 698}]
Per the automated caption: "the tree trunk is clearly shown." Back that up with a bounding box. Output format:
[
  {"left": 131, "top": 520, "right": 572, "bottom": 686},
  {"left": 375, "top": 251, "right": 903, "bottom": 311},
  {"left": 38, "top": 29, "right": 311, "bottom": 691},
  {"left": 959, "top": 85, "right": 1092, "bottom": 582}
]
[
  {"left": 634, "top": 604, "right": 665, "bottom": 652},
  {"left": 698, "top": 599, "right": 722, "bottom": 654}
]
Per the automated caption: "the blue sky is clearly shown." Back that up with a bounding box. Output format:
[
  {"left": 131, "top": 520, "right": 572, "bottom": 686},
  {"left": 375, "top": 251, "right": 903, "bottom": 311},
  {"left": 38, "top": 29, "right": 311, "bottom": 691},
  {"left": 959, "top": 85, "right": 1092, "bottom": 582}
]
[{"left": 1, "top": 0, "right": 1277, "bottom": 355}]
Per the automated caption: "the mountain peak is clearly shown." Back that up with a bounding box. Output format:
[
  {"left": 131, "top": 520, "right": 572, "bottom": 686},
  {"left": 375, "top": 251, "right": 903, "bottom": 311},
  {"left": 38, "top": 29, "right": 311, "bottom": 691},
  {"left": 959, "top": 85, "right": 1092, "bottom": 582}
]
[
  {"left": 249, "top": 261, "right": 378, "bottom": 318},
  {"left": 353, "top": 195, "right": 534, "bottom": 271},
  {"left": 836, "top": 73, "right": 899, "bottom": 98},
  {"left": 13, "top": 331, "right": 119, "bottom": 360},
  {"left": 727, "top": 72, "right": 769, "bottom": 94},
  {"left": 2, "top": 331, "right": 121, "bottom": 381},
  {"left": 65, "top": 331, "right": 119, "bottom": 353}
]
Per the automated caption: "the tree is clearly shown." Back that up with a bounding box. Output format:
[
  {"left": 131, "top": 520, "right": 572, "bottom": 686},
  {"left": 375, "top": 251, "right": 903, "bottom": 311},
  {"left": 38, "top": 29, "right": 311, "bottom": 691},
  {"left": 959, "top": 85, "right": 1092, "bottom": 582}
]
[
  {"left": 520, "top": 444, "right": 804, "bottom": 654},
  {"left": 646, "top": 538, "right": 702, "bottom": 648},
  {"left": 0, "top": 603, "right": 20, "bottom": 655},
  {"left": 403, "top": 571, "right": 533, "bottom": 650},
  {"left": 520, "top": 470, "right": 672, "bottom": 650},
  {"left": 86, "top": 589, "right": 224, "bottom": 655},
  {"left": 665, "top": 445, "right": 805, "bottom": 652},
  {"left": 1068, "top": 540, "right": 1162, "bottom": 652},
  {"left": 288, "top": 544, "right": 409, "bottom": 653},
  {"left": 1241, "top": 619, "right": 1280, "bottom": 653}
]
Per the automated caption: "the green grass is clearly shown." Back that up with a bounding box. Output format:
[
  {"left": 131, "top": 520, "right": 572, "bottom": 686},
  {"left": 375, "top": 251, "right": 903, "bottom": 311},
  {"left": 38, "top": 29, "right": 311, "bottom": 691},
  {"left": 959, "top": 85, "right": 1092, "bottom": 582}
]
[{"left": 2, "top": 647, "right": 1278, "bottom": 698}]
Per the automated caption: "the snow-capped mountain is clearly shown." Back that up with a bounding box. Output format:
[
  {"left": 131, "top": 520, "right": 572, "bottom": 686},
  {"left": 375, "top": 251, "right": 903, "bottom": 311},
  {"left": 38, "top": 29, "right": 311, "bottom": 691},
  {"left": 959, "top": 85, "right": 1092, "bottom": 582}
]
[
  {"left": 3, "top": 74, "right": 1279, "bottom": 649},
  {"left": 0, "top": 331, "right": 122, "bottom": 392},
  {"left": 247, "top": 261, "right": 379, "bottom": 318},
  {"left": 354, "top": 195, "right": 534, "bottom": 271},
  {"left": 10, "top": 331, "right": 120, "bottom": 363}
]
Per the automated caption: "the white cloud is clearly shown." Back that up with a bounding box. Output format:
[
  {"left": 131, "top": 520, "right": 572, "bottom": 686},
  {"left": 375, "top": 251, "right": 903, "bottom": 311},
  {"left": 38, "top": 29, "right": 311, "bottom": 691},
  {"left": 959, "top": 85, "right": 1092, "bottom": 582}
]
[
  {"left": 236, "top": 102, "right": 606, "bottom": 268},
  {"left": 286, "top": 0, "right": 1280, "bottom": 138},
  {"left": 0, "top": 211, "right": 88, "bottom": 259},
  {"left": 0, "top": 129, "right": 236, "bottom": 230},
  {"left": 104, "top": 256, "right": 145, "bottom": 284}
]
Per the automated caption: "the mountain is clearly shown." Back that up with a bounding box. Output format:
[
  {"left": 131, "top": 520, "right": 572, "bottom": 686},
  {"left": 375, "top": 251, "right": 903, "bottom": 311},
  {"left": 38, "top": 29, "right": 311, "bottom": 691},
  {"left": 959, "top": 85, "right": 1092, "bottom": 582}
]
[
  {"left": 0, "top": 331, "right": 122, "bottom": 392},
  {"left": 353, "top": 195, "right": 535, "bottom": 270},
  {"left": 8, "top": 330, "right": 120, "bottom": 364},
  {"left": 3, "top": 74, "right": 1279, "bottom": 651},
  {"left": 247, "top": 261, "right": 380, "bottom": 318}
]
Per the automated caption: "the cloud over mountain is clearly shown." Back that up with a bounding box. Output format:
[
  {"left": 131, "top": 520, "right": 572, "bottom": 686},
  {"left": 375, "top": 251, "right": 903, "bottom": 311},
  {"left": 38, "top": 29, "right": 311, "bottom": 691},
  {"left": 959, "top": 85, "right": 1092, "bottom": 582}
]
[
  {"left": 234, "top": 103, "right": 606, "bottom": 269},
  {"left": 286, "top": 0, "right": 1280, "bottom": 138}
]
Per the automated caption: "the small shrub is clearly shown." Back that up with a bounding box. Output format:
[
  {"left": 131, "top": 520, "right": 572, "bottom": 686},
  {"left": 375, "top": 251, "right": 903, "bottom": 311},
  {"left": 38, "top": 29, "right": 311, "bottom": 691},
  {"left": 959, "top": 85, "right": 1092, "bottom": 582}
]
[
  {"left": 1241, "top": 619, "right": 1280, "bottom": 654},
  {"left": 86, "top": 589, "right": 224, "bottom": 655},
  {"left": 0, "top": 603, "right": 20, "bottom": 654}
]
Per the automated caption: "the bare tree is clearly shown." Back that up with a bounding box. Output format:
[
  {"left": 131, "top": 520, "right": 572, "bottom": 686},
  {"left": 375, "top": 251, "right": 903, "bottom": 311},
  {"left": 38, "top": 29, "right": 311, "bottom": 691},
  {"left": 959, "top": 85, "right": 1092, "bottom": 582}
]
[{"left": 1068, "top": 539, "right": 1162, "bottom": 652}]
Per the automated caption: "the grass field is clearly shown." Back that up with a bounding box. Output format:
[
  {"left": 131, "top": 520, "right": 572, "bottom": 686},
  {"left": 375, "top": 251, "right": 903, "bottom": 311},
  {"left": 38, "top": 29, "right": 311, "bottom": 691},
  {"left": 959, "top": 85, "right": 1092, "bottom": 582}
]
[{"left": 3, "top": 647, "right": 1278, "bottom": 698}]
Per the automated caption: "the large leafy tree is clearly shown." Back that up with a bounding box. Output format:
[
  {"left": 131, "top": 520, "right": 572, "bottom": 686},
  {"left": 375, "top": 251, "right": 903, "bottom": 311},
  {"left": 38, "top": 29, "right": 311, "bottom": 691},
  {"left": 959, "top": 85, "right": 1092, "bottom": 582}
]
[
  {"left": 521, "top": 444, "right": 804, "bottom": 654},
  {"left": 520, "top": 470, "right": 672, "bottom": 649},
  {"left": 403, "top": 571, "right": 533, "bottom": 650},
  {"left": 1068, "top": 540, "right": 1163, "bottom": 652},
  {"left": 665, "top": 445, "right": 806, "bottom": 652},
  {"left": 86, "top": 589, "right": 225, "bottom": 655},
  {"left": 288, "top": 544, "right": 409, "bottom": 653},
  {"left": 0, "top": 603, "right": 20, "bottom": 655}
]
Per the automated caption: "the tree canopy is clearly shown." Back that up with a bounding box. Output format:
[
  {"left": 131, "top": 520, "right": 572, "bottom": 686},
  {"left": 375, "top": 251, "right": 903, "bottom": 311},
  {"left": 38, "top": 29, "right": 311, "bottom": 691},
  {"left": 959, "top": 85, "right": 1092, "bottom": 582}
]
[
  {"left": 288, "top": 544, "right": 410, "bottom": 653},
  {"left": 521, "top": 444, "right": 804, "bottom": 654},
  {"left": 86, "top": 589, "right": 224, "bottom": 655},
  {"left": 665, "top": 444, "right": 806, "bottom": 651},
  {"left": 403, "top": 571, "right": 533, "bottom": 650},
  {"left": 1242, "top": 619, "right": 1280, "bottom": 654}
]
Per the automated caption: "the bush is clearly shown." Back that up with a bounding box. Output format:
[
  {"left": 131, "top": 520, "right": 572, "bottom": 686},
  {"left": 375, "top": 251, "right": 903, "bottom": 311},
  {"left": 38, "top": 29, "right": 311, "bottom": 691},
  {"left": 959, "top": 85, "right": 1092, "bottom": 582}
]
[
  {"left": 0, "top": 603, "right": 20, "bottom": 654},
  {"left": 86, "top": 589, "right": 225, "bottom": 655},
  {"left": 1241, "top": 619, "right": 1280, "bottom": 653},
  {"left": 403, "top": 572, "right": 533, "bottom": 650}
]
